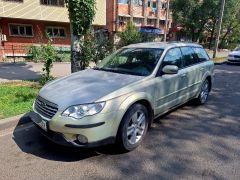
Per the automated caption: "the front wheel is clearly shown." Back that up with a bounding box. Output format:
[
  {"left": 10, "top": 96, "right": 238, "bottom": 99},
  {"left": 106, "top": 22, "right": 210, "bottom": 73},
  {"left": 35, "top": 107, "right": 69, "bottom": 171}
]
[
  {"left": 196, "top": 79, "right": 210, "bottom": 105},
  {"left": 116, "top": 104, "right": 149, "bottom": 152}
]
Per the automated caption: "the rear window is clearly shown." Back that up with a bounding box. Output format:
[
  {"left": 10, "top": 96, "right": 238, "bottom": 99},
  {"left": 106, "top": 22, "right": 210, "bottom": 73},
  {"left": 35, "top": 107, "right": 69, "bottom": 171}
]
[{"left": 193, "top": 47, "right": 209, "bottom": 62}]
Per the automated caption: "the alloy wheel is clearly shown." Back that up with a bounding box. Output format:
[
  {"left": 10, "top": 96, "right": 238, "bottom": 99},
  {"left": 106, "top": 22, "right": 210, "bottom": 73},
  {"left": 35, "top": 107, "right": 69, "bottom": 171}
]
[
  {"left": 127, "top": 110, "right": 146, "bottom": 145},
  {"left": 200, "top": 80, "right": 209, "bottom": 104}
]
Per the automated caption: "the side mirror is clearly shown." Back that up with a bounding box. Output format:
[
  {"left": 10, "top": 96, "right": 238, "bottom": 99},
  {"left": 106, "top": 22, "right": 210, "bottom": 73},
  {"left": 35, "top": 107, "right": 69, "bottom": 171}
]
[{"left": 162, "top": 65, "right": 179, "bottom": 75}]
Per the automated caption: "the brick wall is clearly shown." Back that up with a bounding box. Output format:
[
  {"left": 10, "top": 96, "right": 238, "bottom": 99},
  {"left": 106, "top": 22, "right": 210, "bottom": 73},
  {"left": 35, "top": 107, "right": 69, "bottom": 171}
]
[{"left": 0, "top": 18, "right": 71, "bottom": 46}]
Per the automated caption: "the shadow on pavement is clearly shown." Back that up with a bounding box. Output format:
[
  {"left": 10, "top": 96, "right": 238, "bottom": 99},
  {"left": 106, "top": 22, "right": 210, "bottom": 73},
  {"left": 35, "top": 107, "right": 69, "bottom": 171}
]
[
  {"left": 12, "top": 113, "right": 125, "bottom": 162},
  {"left": 10, "top": 65, "right": 240, "bottom": 179},
  {"left": 0, "top": 62, "right": 41, "bottom": 81}
]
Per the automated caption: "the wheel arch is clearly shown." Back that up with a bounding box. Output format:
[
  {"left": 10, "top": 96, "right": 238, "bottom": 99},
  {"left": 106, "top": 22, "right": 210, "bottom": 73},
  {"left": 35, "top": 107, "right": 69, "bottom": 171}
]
[{"left": 118, "top": 93, "right": 154, "bottom": 128}]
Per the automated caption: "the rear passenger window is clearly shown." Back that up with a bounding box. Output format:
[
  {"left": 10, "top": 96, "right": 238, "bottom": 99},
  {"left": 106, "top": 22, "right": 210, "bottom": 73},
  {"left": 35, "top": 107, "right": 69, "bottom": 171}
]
[
  {"left": 193, "top": 47, "right": 209, "bottom": 62},
  {"left": 162, "top": 48, "right": 182, "bottom": 68},
  {"left": 180, "top": 47, "right": 198, "bottom": 67}
]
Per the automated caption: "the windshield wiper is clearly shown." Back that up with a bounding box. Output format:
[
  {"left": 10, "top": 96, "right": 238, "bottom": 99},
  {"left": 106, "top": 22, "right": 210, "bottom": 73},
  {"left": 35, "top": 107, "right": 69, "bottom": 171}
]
[{"left": 93, "top": 67, "right": 145, "bottom": 76}]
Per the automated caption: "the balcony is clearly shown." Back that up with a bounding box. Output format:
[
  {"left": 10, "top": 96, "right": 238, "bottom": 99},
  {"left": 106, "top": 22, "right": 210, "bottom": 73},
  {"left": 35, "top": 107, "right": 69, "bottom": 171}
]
[{"left": 0, "top": 0, "right": 106, "bottom": 25}]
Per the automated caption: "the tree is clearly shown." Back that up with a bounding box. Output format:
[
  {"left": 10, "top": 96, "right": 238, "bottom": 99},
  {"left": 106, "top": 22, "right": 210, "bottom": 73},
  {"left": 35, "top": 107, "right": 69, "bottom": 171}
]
[
  {"left": 171, "top": 0, "right": 240, "bottom": 50},
  {"left": 171, "top": 0, "right": 220, "bottom": 42},
  {"left": 65, "top": 0, "right": 96, "bottom": 72},
  {"left": 219, "top": 0, "right": 240, "bottom": 48},
  {"left": 81, "top": 31, "right": 96, "bottom": 69},
  {"left": 119, "top": 23, "right": 142, "bottom": 47}
]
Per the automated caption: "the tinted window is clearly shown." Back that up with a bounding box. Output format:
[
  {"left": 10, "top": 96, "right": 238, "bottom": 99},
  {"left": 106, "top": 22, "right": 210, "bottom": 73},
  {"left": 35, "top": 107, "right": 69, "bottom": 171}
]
[
  {"left": 193, "top": 47, "right": 209, "bottom": 62},
  {"left": 180, "top": 47, "right": 198, "bottom": 67},
  {"left": 162, "top": 48, "right": 182, "bottom": 68}
]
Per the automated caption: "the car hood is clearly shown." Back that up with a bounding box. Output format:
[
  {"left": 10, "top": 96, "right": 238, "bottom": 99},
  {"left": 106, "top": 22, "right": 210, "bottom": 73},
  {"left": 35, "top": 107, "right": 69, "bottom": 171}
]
[
  {"left": 39, "top": 69, "right": 144, "bottom": 109},
  {"left": 229, "top": 51, "right": 240, "bottom": 56}
]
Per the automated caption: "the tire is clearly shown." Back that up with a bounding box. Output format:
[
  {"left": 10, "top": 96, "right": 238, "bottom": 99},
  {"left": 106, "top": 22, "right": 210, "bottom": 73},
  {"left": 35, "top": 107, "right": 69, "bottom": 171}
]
[
  {"left": 116, "top": 104, "right": 149, "bottom": 152},
  {"left": 195, "top": 79, "right": 210, "bottom": 105}
]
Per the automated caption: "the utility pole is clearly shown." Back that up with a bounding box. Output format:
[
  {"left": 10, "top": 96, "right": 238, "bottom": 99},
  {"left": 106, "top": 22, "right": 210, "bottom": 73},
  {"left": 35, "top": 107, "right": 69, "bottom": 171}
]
[
  {"left": 163, "top": 0, "right": 170, "bottom": 42},
  {"left": 213, "top": 0, "right": 225, "bottom": 58}
]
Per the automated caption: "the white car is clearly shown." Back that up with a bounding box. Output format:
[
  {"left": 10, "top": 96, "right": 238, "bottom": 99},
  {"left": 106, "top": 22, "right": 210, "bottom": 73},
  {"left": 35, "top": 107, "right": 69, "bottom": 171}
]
[{"left": 228, "top": 47, "right": 240, "bottom": 64}]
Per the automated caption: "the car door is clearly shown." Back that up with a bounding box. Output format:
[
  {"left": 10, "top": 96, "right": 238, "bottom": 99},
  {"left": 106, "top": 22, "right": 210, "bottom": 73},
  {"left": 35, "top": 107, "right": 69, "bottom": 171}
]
[
  {"left": 180, "top": 46, "right": 203, "bottom": 99},
  {"left": 154, "top": 47, "right": 188, "bottom": 115}
]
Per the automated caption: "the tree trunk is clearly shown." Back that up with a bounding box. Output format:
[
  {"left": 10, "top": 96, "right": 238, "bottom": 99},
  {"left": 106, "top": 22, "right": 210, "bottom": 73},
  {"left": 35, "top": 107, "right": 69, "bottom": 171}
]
[
  {"left": 70, "top": 35, "right": 84, "bottom": 73},
  {"left": 208, "top": 22, "right": 216, "bottom": 49},
  {"left": 219, "top": 30, "right": 229, "bottom": 49},
  {"left": 191, "top": 28, "right": 195, "bottom": 42},
  {"left": 219, "top": 22, "right": 236, "bottom": 49}
]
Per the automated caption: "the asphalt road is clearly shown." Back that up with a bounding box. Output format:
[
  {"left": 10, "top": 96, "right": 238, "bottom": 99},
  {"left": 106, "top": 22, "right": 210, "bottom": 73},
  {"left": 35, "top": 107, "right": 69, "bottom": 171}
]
[{"left": 0, "top": 64, "right": 239, "bottom": 180}]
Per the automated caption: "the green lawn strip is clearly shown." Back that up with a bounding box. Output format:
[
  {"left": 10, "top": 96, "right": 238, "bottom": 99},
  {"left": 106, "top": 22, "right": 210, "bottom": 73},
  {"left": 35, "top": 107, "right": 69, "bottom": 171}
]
[
  {"left": 211, "top": 57, "right": 227, "bottom": 63},
  {"left": 0, "top": 82, "right": 40, "bottom": 119}
]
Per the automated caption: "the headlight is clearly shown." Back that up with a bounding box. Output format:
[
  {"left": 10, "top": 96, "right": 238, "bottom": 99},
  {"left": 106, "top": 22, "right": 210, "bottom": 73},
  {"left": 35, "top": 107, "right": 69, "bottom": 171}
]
[{"left": 62, "top": 102, "right": 105, "bottom": 119}]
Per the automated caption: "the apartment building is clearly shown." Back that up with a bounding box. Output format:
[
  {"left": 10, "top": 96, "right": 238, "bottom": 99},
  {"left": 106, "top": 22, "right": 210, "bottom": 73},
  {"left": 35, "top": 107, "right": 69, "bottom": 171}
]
[
  {"left": 0, "top": 0, "right": 106, "bottom": 61},
  {"left": 107, "top": 0, "right": 171, "bottom": 42}
]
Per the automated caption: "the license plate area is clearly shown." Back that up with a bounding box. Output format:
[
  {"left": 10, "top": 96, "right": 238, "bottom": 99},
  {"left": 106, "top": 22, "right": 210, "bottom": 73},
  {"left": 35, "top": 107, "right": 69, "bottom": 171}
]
[{"left": 37, "top": 120, "right": 48, "bottom": 131}]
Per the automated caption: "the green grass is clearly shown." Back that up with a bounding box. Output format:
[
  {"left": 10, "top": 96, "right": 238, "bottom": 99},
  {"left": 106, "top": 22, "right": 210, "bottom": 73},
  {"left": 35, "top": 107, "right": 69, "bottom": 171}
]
[
  {"left": 211, "top": 57, "right": 227, "bottom": 63},
  {"left": 0, "top": 81, "right": 40, "bottom": 119}
]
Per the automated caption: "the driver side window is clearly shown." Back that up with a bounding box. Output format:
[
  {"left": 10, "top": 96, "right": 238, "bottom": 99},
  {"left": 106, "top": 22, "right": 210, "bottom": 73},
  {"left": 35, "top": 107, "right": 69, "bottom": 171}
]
[{"left": 162, "top": 48, "right": 183, "bottom": 68}]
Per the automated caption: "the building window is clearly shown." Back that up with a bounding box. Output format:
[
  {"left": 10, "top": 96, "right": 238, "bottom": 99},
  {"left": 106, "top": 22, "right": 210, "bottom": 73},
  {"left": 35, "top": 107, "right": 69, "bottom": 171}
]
[
  {"left": 118, "top": 16, "right": 130, "bottom": 26},
  {"left": 148, "top": 1, "right": 157, "bottom": 8},
  {"left": 4, "top": 0, "right": 23, "bottom": 2},
  {"left": 133, "top": 0, "right": 143, "bottom": 6},
  {"left": 9, "top": 24, "right": 33, "bottom": 37},
  {"left": 162, "top": 3, "right": 167, "bottom": 9},
  {"left": 147, "top": 19, "right": 156, "bottom": 26},
  {"left": 41, "top": 0, "right": 64, "bottom": 7},
  {"left": 133, "top": 18, "right": 143, "bottom": 26},
  {"left": 118, "top": 0, "right": 128, "bottom": 4},
  {"left": 160, "top": 20, "right": 165, "bottom": 25},
  {"left": 46, "top": 27, "right": 66, "bottom": 38}
]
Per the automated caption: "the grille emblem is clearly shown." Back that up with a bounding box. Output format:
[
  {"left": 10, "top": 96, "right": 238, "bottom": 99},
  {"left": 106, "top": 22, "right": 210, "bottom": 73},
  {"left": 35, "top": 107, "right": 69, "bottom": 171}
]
[{"left": 41, "top": 101, "right": 47, "bottom": 107}]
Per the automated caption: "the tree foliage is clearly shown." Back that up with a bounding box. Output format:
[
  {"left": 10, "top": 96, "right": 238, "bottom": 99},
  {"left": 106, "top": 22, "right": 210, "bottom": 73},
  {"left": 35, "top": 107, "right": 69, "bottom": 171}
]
[
  {"left": 171, "top": 0, "right": 240, "bottom": 49},
  {"left": 40, "top": 38, "right": 56, "bottom": 85},
  {"left": 171, "top": 0, "right": 220, "bottom": 42},
  {"left": 65, "top": 0, "right": 96, "bottom": 72},
  {"left": 65, "top": 0, "right": 96, "bottom": 36}
]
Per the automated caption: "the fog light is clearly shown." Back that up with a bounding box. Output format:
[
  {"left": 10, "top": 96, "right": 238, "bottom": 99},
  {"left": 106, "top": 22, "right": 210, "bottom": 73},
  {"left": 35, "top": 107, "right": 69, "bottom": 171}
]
[{"left": 77, "top": 134, "right": 88, "bottom": 144}]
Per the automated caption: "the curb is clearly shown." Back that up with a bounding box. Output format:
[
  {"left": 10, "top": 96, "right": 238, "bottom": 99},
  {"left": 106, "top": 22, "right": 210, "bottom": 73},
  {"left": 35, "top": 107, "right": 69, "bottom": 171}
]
[
  {"left": 0, "top": 113, "right": 31, "bottom": 131},
  {"left": 214, "top": 61, "right": 227, "bottom": 65}
]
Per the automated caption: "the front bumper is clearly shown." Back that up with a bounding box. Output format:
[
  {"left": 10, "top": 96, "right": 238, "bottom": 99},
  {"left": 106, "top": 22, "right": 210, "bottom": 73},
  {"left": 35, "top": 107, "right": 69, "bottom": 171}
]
[
  {"left": 29, "top": 109, "right": 121, "bottom": 147},
  {"left": 33, "top": 122, "right": 115, "bottom": 147}
]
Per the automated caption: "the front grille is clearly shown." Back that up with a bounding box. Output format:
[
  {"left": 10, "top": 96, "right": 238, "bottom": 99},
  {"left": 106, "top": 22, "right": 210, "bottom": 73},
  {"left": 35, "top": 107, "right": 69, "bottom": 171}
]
[{"left": 35, "top": 96, "right": 58, "bottom": 119}]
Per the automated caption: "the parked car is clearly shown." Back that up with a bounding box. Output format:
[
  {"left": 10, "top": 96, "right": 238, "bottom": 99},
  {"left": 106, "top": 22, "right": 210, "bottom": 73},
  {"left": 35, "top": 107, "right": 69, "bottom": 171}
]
[
  {"left": 227, "top": 47, "right": 240, "bottom": 64},
  {"left": 30, "top": 42, "right": 214, "bottom": 151}
]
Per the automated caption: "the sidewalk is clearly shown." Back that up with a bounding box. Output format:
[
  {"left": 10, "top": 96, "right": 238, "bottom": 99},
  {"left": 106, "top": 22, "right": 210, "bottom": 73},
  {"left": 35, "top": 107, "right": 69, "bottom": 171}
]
[{"left": 0, "top": 62, "right": 71, "bottom": 82}]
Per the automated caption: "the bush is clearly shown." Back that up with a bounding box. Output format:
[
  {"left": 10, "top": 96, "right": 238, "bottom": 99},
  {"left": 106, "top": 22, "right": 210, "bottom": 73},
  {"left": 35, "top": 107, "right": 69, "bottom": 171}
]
[
  {"left": 95, "top": 38, "right": 114, "bottom": 63},
  {"left": 27, "top": 45, "right": 43, "bottom": 62},
  {"left": 119, "top": 23, "right": 142, "bottom": 47},
  {"left": 39, "top": 39, "right": 56, "bottom": 85},
  {"left": 27, "top": 45, "right": 71, "bottom": 62},
  {"left": 80, "top": 31, "right": 97, "bottom": 69}
]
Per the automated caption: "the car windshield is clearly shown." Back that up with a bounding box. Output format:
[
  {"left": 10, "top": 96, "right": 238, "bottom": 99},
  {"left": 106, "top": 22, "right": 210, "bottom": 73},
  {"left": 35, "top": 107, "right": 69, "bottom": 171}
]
[
  {"left": 95, "top": 48, "right": 163, "bottom": 76},
  {"left": 234, "top": 47, "right": 240, "bottom": 51}
]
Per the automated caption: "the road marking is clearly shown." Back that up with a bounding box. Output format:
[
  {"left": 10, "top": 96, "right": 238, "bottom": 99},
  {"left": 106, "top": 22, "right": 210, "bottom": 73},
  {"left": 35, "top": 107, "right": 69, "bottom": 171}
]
[{"left": 0, "top": 123, "right": 34, "bottom": 138}]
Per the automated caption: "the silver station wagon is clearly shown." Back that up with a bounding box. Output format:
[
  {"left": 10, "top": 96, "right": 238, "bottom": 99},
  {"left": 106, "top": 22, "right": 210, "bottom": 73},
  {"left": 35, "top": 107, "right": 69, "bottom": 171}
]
[{"left": 30, "top": 42, "right": 214, "bottom": 151}]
